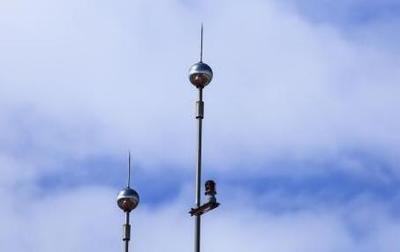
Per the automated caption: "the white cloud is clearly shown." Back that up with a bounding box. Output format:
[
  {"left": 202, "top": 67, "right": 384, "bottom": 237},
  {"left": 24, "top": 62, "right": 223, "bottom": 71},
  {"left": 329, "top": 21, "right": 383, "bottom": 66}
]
[
  {"left": 1, "top": 182, "right": 399, "bottom": 252},
  {"left": 0, "top": 1, "right": 399, "bottom": 251},
  {"left": 1, "top": 0, "right": 399, "bottom": 177}
]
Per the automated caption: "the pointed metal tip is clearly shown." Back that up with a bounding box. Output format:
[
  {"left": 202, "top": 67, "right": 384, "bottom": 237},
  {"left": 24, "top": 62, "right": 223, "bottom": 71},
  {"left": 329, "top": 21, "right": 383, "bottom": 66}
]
[
  {"left": 200, "top": 24, "right": 204, "bottom": 62},
  {"left": 128, "top": 151, "right": 131, "bottom": 187}
]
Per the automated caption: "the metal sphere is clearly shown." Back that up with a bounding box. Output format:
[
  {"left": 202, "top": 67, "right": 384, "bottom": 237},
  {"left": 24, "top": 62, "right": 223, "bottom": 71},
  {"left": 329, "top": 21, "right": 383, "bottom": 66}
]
[
  {"left": 117, "top": 187, "right": 140, "bottom": 212},
  {"left": 188, "top": 62, "right": 213, "bottom": 88}
]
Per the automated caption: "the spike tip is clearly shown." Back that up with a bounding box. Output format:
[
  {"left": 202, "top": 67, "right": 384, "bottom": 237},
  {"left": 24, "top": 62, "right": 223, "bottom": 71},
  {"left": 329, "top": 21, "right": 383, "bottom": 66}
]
[
  {"left": 200, "top": 24, "right": 204, "bottom": 62},
  {"left": 128, "top": 152, "right": 131, "bottom": 187}
]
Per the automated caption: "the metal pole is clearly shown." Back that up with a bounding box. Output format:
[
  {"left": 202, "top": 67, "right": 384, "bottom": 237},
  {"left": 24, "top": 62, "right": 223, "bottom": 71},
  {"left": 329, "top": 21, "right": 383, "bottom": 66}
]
[
  {"left": 124, "top": 212, "right": 131, "bottom": 252},
  {"left": 195, "top": 87, "right": 204, "bottom": 252}
]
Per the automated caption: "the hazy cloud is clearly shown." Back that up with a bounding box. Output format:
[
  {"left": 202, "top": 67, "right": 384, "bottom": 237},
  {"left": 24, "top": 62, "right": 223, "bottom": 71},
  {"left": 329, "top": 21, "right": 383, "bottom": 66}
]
[{"left": 0, "top": 0, "right": 399, "bottom": 251}]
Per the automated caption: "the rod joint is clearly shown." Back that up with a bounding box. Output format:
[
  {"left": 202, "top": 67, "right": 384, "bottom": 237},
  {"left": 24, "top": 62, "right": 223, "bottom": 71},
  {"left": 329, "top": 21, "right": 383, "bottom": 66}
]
[
  {"left": 123, "top": 223, "right": 131, "bottom": 241},
  {"left": 196, "top": 101, "right": 204, "bottom": 119}
]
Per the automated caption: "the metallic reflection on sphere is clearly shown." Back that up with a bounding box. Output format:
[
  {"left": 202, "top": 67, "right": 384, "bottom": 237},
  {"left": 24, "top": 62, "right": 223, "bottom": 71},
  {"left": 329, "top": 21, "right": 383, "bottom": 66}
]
[
  {"left": 117, "top": 187, "right": 140, "bottom": 212},
  {"left": 189, "top": 62, "right": 213, "bottom": 88}
]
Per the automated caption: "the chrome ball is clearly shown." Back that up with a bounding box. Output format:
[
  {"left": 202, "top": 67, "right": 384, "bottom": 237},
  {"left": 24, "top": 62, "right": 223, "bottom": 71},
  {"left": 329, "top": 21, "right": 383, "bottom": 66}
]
[
  {"left": 117, "top": 187, "right": 140, "bottom": 212},
  {"left": 189, "top": 62, "right": 213, "bottom": 88}
]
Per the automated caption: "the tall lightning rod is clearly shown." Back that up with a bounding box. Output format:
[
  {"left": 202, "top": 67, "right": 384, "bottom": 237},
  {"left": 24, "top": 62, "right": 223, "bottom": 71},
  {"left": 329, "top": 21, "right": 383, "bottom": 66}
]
[
  {"left": 117, "top": 152, "right": 140, "bottom": 252},
  {"left": 188, "top": 25, "right": 220, "bottom": 252}
]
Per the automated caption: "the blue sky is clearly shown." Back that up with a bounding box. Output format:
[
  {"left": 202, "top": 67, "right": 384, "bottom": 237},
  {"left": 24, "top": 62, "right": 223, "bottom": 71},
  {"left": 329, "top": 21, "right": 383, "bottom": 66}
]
[
  {"left": 1, "top": 0, "right": 400, "bottom": 251},
  {"left": 284, "top": 0, "right": 400, "bottom": 24}
]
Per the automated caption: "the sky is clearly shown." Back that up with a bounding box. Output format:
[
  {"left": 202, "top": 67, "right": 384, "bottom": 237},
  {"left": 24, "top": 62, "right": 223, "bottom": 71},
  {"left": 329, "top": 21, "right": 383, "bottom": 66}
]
[{"left": 0, "top": 0, "right": 400, "bottom": 251}]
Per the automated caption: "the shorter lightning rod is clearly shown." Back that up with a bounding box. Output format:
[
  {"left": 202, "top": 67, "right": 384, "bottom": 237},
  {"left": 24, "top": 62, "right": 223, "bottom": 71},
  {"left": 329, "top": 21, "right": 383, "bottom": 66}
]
[
  {"left": 117, "top": 152, "right": 140, "bottom": 252},
  {"left": 188, "top": 25, "right": 220, "bottom": 252}
]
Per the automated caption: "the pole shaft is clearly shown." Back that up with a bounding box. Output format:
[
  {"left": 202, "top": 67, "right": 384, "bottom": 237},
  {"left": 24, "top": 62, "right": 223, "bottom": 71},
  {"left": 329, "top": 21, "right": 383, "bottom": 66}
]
[
  {"left": 125, "top": 238, "right": 129, "bottom": 252},
  {"left": 194, "top": 88, "right": 204, "bottom": 252},
  {"left": 124, "top": 212, "right": 130, "bottom": 252}
]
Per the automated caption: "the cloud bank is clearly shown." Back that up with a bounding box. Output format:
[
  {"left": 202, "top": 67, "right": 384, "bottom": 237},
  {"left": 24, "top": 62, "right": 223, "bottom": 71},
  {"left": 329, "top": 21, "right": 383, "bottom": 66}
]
[{"left": 0, "top": 0, "right": 399, "bottom": 251}]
